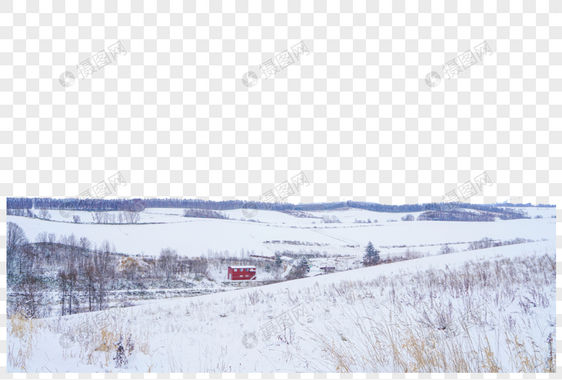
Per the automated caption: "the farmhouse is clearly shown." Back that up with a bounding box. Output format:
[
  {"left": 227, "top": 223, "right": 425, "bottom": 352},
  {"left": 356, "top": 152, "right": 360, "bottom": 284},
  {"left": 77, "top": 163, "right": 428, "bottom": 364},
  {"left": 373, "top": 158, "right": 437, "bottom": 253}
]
[{"left": 228, "top": 265, "right": 257, "bottom": 280}]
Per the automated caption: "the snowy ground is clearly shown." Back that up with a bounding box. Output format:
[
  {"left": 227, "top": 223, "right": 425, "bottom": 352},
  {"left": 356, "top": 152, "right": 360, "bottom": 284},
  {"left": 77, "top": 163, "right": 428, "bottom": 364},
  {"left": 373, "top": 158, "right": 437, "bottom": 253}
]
[
  {"left": 7, "top": 206, "right": 557, "bottom": 372},
  {"left": 7, "top": 207, "right": 555, "bottom": 259},
  {"left": 7, "top": 239, "right": 556, "bottom": 373}
]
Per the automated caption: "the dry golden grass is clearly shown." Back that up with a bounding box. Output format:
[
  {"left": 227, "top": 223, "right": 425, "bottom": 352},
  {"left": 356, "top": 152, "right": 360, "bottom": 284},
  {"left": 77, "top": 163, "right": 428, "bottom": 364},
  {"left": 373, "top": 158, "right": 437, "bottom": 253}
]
[
  {"left": 308, "top": 252, "right": 555, "bottom": 373},
  {"left": 7, "top": 311, "right": 43, "bottom": 371}
]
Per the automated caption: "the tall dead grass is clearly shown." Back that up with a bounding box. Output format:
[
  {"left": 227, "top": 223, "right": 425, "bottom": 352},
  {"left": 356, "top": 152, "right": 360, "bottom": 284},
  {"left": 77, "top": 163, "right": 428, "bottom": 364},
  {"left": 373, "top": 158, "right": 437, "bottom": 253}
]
[
  {"left": 7, "top": 311, "right": 43, "bottom": 371},
  {"left": 309, "top": 251, "right": 556, "bottom": 372}
]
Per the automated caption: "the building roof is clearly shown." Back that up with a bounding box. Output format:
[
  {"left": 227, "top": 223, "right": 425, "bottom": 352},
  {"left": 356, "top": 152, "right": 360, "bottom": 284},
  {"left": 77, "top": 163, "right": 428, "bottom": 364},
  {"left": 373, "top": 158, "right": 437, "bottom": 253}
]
[{"left": 228, "top": 266, "right": 256, "bottom": 269}]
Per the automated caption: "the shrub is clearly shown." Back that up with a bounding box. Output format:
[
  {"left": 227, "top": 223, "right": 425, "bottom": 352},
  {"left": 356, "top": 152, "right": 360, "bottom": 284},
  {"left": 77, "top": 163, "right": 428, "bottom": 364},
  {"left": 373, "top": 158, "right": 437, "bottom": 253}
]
[{"left": 439, "top": 244, "right": 456, "bottom": 255}]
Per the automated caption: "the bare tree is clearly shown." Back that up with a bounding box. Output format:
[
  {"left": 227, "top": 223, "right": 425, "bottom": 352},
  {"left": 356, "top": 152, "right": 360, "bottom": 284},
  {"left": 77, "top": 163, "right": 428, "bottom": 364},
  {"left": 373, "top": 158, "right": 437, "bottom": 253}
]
[
  {"left": 124, "top": 211, "right": 140, "bottom": 224},
  {"left": 38, "top": 209, "right": 51, "bottom": 219},
  {"left": 159, "top": 248, "right": 178, "bottom": 285},
  {"left": 12, "top": 274, "right": 47, "bottom": 318},
  {"left": 83, "top": 261, "right": 97, "bottom": 312},
  {"left": 79, "top": 237, "right": 91, "bottom": 251},
  {"left": 73, "top": 215, "right": 81, "bottom": 223},
  {"left": 46, "top": 232, "right": 57, "bottom": 264},
  {"left": 190, "top": 257, "right": 209, "bottom": 279},
  {"left": 92, "top": 212, "right": 102, "bottom": 223},
  {"left": 35, "top": 231, "right": 48, "bottom": 244},
  {"left": 18, "top": 244, "right": 38, "bottom": 275},
  {"left": 58, "top": 269, "right": 78, "bottom": 316},
  {"left": 7, "top": 222, "right": 28, "bottom": 276}
]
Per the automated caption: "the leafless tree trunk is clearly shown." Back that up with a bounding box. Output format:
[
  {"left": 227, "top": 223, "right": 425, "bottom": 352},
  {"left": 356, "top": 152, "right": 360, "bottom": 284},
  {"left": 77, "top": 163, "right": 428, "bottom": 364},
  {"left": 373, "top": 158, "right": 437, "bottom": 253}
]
[
  {"left": 124, "top": 211, "right": 140, "bottom": 224},
  {"left": 38, "top": 209, "right": 52, "bottom": 219},
  {"left": 7, "top": 222, "right": 28, "bottom": 276},
  {"left": 159, "top": 248, "right": 178, "bottom": 285},
  {"left": 13, "top": 274, "right": 47, "bottom": 318}
]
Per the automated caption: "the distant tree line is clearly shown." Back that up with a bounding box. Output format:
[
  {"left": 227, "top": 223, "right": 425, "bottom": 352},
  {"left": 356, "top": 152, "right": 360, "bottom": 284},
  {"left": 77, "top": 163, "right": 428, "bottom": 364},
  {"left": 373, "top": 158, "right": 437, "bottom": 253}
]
[
  {"left": 8, "top": 198, "right": 550, "bottom": 219},
  {"left": 92, "top": 211, "right": 141, "bottom": 224},
  {"left": 424, "top": 202, "right": 537, "bottom": 216},
  {"left": 418, "top": 210, "right": 497, "bottom": 222},
  {"left": 418, "top": 206, "right": 530, "bottom": 221},
  {"left": 7, "top": 197, "right": 146, "bottom": 212},
  {"left": 493, "top": 202, "right": 555, "bottom": 208}
]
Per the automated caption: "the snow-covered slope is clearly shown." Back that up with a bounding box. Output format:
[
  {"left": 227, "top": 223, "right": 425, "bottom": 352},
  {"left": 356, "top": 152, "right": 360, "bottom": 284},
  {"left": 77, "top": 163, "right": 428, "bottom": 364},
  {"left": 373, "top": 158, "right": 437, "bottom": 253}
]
[
  {"left": 7, "top": 208, "right": 555, "bottom": 258},
  {"left": 8, "top": 239, "right": 556, "bottom": 372}
]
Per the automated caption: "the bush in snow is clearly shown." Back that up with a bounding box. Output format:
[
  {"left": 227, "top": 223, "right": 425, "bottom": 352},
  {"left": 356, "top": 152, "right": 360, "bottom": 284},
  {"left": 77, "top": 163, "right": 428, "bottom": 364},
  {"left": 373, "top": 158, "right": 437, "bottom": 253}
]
[
  {"left": 322, "top": 215, "right": 341, "bottom": 223},
  {"left": 183, "top": 208, "right": 228, "bottom": 220},
  {"left": 439, "top": 244, "right": 456, "bottom": 255}
]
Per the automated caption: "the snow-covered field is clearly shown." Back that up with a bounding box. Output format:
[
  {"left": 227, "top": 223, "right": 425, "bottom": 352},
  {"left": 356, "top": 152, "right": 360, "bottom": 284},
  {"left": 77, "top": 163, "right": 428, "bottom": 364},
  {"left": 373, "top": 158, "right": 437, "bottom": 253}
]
[
  {"left": 6, "top": 206, "right": 557, "bottom": 372},
  {"left": 8, "top": 239, "right": 556, "bottom": 372},
  {"left": 7, "top": 207, "right": 555, "bottom": 259}
]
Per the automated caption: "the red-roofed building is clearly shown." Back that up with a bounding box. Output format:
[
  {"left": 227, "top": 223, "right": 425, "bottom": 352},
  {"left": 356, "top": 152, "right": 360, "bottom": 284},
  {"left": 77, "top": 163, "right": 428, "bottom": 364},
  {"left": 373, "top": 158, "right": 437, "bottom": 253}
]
[{"left": 228, "top": 266, "right": 256, "bottom": 280}]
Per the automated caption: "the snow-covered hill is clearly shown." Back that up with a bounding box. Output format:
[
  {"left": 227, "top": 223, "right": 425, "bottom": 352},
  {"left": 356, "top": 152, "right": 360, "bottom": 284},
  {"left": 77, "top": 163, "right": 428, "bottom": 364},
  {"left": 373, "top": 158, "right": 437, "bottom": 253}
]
[
  {"left": 7, "top": 207, "right": 555, "bottom": 258},
  {"left": 7, "top": 207, "right": 557, "bottom": 372},
  {"left": 8, "top": 239, "right": 556, "bottom": 372}
]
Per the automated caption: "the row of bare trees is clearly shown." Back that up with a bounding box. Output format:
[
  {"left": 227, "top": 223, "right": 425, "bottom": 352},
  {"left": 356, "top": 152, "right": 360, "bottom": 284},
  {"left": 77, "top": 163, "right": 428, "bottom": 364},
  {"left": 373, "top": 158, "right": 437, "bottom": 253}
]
[
  {"left": 8, "top": 208, "right": 141, "bottom": 224},
  {"left": 8, "top": 222, "right": 117, "bottom": 317},
  {"left": 467, "top": 237, "right": 530, "bottom": 251},
  {"left": 8, "top": 222, "right": 211, "bottom": 318},
  {"left": 92, "top": 211, "right": 140, "bottom": 224}
]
